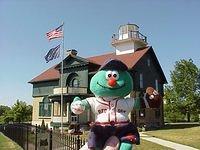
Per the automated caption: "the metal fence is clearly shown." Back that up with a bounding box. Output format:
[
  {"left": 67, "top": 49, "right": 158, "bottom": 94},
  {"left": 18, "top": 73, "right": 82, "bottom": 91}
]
[{"left": 0, "top": 123, "right": 86, "bottom": 150}]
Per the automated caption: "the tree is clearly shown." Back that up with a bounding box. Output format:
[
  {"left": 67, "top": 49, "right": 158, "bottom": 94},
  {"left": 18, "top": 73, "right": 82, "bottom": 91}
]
[
  {"left": 0, "top": 100, "right": 32, "bottom": 123},
  {"left": 164, "top": 85, "right": 185, "bottom": 122},
  {"left": 0, "top": 105, "right": 11, "bottom": 116},
  {"left": 11, "top": 100, "right": 32, "bottom": 123},
  {"left": 2, "top": 109, "right": 15, "bottom": 123},
  {"left": 164, "top": 59, "right": 200, "bottom": 122}
]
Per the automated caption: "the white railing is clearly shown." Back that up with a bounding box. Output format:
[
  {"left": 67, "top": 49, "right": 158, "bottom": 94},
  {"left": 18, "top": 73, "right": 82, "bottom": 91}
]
[
  {"left": 52, "top": 116, "right": 68, "bottom": 123},
  {"left": 112, "top": 31, "right": 147, "bottom": 43}
]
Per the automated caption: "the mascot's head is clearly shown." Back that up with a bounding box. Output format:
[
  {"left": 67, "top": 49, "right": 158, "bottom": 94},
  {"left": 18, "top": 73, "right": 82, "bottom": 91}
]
[{"left": 90, "top": 59, "right": 133, "bottom": 98}]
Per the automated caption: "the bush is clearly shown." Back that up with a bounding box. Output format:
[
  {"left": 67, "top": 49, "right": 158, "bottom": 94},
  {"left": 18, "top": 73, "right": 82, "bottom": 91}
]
[
  {"left": 165, "top": 111, "right": 185, "bottom": 122},
  {"left": 191, "top": 114, "right": 199, "bottom": 122}
]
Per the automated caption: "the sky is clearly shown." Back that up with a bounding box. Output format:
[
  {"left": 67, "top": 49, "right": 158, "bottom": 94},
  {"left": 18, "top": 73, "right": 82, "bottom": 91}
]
[{"left": 0, "top": 0, "right": 200, "bottom": 106}]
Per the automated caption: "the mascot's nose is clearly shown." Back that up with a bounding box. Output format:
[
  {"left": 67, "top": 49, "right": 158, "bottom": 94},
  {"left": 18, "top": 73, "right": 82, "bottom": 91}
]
[{"left": 108, "top": 78, "right": 116, "bottom": 87}]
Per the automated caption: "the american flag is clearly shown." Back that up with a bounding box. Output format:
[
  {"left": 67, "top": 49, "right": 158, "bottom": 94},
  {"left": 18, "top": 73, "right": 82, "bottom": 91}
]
[
  {"left": 45, "top": 44, "right": 60, "bottom": 63},
  {"left": 46, "top": 24, "right": 63, "bottom": 40}
]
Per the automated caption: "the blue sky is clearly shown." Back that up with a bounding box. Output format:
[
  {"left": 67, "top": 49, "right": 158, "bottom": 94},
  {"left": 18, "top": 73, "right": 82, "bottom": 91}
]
[{"left": 0, "top": 0, "right": 200, "bottom": 106}]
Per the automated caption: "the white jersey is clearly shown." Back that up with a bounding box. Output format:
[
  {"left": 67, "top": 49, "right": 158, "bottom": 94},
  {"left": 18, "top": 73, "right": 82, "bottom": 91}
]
[{"left": 86, "top": 97, "right": 135, "bottom": 123}]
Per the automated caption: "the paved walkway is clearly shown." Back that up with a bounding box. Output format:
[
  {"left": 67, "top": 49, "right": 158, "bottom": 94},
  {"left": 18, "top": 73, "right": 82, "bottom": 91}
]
[{"left": 140, "top": 132, "right": 199, "bottom": 150}]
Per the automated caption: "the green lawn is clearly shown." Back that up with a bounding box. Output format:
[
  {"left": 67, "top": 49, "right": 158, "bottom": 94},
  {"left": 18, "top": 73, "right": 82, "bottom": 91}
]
[
  {"left": 0, "top": 132, "right": 22, "bottom": 150},
  {"left": 145, "top": 124, "right": 200, "bottom": 149}
]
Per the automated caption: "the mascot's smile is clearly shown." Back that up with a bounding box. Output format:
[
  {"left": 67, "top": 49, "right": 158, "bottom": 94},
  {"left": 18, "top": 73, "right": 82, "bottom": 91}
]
[{"left": 97, "top": 81, "right": 125, "bottom": 90}]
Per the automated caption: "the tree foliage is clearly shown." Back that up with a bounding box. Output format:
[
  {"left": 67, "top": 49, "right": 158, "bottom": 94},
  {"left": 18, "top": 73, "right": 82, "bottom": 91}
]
[
  {"left": 0, "top": 100, "right": 32, "bottom": 123},
  {"left": 11, "top": 100, "right": 32, "bottom": 123},
  {"left": 164, "top": 59, "right": 200, "bottom": 122},
  {"left": 0, "top": 105, "right": 11, "bottom": 116}
]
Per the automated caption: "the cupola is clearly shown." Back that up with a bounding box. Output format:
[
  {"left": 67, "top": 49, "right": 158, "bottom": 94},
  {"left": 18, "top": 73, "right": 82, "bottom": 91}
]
[{"left": 111, "top": 24, "right": 148, "bottom": 55}]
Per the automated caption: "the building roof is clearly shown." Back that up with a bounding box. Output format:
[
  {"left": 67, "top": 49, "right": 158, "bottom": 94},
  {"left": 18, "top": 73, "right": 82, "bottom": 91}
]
[
  {"left": 29, "top": 65, "right": 60, "bottom": 83},
  {"left": 29, "top": 46, "right": 167, "bottom": 83},
  {"left": 87, "top": 46, "right": 149, "bottom": 68}
]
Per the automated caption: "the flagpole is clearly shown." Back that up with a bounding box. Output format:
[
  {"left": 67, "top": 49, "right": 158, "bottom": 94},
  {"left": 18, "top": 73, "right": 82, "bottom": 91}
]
[{"left": 61, "top": 22, "right": 64, "bottom": 134}]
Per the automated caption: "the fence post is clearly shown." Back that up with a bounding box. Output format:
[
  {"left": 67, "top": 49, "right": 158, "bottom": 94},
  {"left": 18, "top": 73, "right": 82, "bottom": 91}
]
[
  {"left": 49, "top": 128, "right": 52, "bottom": 150},
  {"left": 35, "top": 124, "right": 37, "bottom": 150},
  {"left": 77, "top": 135, "right": 80, "bottom": 150},
  {"left": 26, "top": 125, "right": 29, "bottom": 150}
]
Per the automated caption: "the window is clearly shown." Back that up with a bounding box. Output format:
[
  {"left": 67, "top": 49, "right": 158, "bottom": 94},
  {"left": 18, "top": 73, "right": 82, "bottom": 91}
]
[
  {"left": 119, "top": 25, "right": 128, "bottom": 34},
  {"left": 139, "top": 109, "right": 145, "bottom": 118},
  {"left": 53, "top": 102, "right": 61, "bottom": 116},
  {"left": 139, "top": 73, "right": 143, "bottom": 89},
  {"left": 71, "top": 112, "right": 78, "bottom": 122},
  {"left": 71, "top": 78, "right": 79, "bottom": 87},
  {"left": 155, "top": 79, "right": 159, "bottom": 92},
  {"left": 67, "top": 73, "right": 80, "bottom": 87},
  {"left": 147, "top": 59, "right": 150, "bottom": 67},
  {"left": 39, "top": 97, "right": 51, "bottom": 117}
]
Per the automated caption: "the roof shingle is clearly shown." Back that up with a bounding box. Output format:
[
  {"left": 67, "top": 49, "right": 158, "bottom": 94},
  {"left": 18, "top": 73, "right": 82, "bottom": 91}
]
[
  {"left": 87, "top": 47, "right": 149, "bottom": 68},
  {"left": 29, "top": 65, "right": 60, "bottom": 83},
  {"left": 29, "top": 46, "right": 153, "bottom": 83}
]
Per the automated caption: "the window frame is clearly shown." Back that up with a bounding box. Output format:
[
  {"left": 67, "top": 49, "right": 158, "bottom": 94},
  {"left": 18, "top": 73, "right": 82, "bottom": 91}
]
[
  {"left": 39, "top": 97, "right": 52, "bottom": 117},
  {"left": 67, "top": 73, "right": 80, "bottom": 87}
]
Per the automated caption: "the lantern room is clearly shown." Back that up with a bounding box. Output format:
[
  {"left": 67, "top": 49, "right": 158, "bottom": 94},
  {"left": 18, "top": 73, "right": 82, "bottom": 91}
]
[{"left": 112, "top": 24, "right": 148, "bottom": 55}]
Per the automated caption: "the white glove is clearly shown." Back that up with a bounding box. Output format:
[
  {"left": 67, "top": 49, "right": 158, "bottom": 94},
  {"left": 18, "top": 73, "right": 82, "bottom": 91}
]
[{"left": 71, "top": 100, "right": 85, "bottom": 115}]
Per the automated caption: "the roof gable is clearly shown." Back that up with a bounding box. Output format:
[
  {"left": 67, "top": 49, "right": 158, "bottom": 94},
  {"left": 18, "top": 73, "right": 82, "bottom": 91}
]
[
  {"left": 87, "top": 46, "right": 167, "bottom": 83},
  {"left": 55, "top": 54, "right": 90, "bottom": 70},
  {"left": 87, "top": 46, "right": 149, "bottom": 69},
  {"left": 29, "top": 46, "right": 167, "bottom": 84},
  {"left": 146, "top": 47, "right": 167, "bottom": 83}
]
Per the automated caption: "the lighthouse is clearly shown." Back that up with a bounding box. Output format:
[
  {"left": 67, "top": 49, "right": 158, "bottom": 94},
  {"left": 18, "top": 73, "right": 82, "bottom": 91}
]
[{"left": 112, "top": 24, "right": 148, "bottom": 55}]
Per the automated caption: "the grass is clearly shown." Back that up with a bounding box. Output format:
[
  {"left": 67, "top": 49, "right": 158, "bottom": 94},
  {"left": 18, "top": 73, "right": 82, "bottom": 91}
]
[
  {"left": 0, "top": 132, "right": 22, "bottom": 150},
  {"left": 145, "top": 123, "right": 200, "bottom": 149}
]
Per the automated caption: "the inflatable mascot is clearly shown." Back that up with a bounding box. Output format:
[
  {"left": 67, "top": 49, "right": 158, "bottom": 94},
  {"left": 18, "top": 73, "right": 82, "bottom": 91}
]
[{"left": 71, "top": 59, "right": 140, "bottom": 150}]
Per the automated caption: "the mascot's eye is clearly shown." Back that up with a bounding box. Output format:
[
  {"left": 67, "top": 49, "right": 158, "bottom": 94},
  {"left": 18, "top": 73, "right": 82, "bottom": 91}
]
[
  {"left": 106, "top": 71, "right": 112, "bottom": 79},
  {"left": 112, "top": 71, "right": 119, "bottom": 80}
]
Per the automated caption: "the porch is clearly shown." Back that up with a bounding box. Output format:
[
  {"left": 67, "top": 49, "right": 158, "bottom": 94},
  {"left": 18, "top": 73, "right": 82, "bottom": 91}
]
[{"left": 48, "top": 86, "right": 93, "bottom": 128}]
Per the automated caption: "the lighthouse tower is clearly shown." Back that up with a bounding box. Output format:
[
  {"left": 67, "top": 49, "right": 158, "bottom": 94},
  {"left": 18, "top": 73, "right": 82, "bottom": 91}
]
[{"left": 112, "top": 24, "right": 148, "bottom": 55}]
